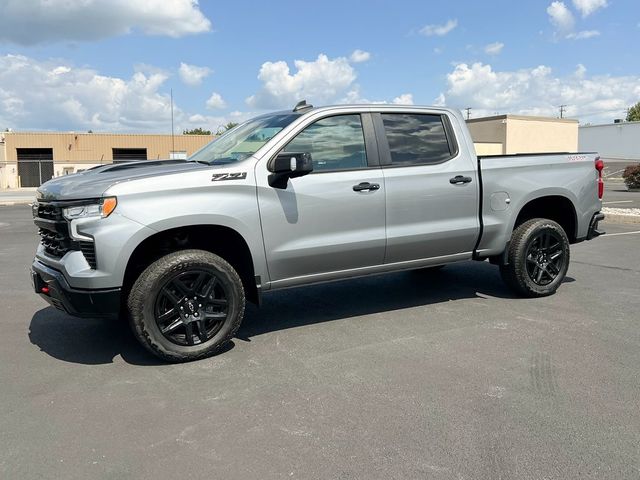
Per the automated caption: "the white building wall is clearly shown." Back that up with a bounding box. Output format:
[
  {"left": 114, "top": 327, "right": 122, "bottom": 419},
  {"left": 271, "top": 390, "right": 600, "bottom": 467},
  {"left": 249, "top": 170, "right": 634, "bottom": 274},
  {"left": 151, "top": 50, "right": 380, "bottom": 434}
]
[{"left": 579, "top": 122, "right": 640, "bottom": 160}]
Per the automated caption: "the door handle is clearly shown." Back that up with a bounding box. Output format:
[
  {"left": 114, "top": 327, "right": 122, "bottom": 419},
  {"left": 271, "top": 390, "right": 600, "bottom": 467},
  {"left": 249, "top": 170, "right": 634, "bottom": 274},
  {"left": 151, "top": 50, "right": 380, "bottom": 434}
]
[
  {"left": 449, "top": 175, "right": 472, "bottom": 185},
  {"left": 353, "top": 182, "right": 380, "bottom": 192}
]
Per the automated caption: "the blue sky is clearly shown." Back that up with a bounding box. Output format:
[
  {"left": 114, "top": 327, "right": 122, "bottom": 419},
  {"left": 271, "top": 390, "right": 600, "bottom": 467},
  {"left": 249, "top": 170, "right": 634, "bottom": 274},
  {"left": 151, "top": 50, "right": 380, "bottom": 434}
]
[{"left": 0, "top": 0, "right": 638, "bottom": 132}]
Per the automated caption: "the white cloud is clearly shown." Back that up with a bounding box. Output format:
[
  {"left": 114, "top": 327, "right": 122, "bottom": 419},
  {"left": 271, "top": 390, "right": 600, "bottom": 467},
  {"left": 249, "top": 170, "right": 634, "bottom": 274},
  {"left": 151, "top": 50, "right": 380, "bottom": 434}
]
[
  {"left": 420, "top": 19, "right": 458, "bottom": 37},
  {"left": 349, "top": 49, "right": 371, "bottom": 63},
  {"left": 0, "top": 54, "right": 237, "bottom": 132},
  {"left": 566, "top": 29, "right": 600, "bottom": 39},
  {"left": 392, "top": 94, "right": 414, "bottom": 105},
  {"left": 205, "top": 92, "right": 226, "bottom": 110},
  {"left": 246, "top": 54, "right": 357, "bottom": 109},
  {"left": 178, "top": 62, "right": 212, "bottom": 86},
  {"left": 484, "top": 42, "right": 505, "bottom": 55},
  {"left": 572, "top": 0, "right": 607, "bottom": 17},
  {"left": 0, "top": 0, "right": 211, "bottom": 45},
  {"left": 547, "top": 1, "right": 575, "bottom": 31},
  {"left": 436, "top": 62, "right": 640, "bottom": 123},
  {"left": 341, "top": 87, "right": 414, "bottom": 106}
]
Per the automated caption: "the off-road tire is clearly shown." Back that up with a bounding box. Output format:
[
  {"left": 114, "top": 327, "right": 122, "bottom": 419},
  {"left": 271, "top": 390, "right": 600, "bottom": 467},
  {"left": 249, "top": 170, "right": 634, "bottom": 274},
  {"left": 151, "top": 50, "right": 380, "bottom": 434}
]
[
  {"left": 499, "top": 218, "right": 570, "bottom": 298},
  {"left": 127, "top": 249, "right": 245, "bottom": 362}
]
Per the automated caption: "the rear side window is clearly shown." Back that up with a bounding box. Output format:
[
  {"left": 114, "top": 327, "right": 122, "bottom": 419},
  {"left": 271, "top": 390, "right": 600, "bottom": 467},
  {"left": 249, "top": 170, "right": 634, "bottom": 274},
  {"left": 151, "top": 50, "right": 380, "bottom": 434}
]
[
  {"left": 381, "top": 113, "right": 454, "bottom": 166},
  {"left": 283, "top": 115, "right": 368, "bottom": 171}
]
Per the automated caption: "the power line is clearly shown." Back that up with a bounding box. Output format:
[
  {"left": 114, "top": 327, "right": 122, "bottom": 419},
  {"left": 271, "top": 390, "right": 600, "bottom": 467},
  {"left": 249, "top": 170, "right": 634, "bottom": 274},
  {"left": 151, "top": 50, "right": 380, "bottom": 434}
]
[{"left": 559, "top": 104, "right": 567, "bottom": 119}]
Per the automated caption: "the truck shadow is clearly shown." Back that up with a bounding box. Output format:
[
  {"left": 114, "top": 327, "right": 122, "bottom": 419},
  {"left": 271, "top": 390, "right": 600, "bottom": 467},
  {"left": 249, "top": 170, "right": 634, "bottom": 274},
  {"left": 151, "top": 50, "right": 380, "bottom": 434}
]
[
  {"left": 28, "top": 261, "right": 574, "bottom": 365},
  {"left": 238, "top": 261, "right": 539, "bottom": 340},
  {"left": 28, "top": 308, "right": 169, "bottom": 366}
]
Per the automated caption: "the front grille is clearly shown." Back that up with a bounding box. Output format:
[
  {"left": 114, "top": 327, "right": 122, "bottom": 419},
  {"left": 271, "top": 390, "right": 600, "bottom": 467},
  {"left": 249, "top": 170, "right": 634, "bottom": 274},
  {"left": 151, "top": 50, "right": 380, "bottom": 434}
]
[
  {"left": 37, "top": 203, "right": 64, "bottom": 221},
  {"left": 34, "top": 201, "right": 97, "bottom": 269},
  {"left": 38, "top": 227, "right": 73, "bottom": 258}
]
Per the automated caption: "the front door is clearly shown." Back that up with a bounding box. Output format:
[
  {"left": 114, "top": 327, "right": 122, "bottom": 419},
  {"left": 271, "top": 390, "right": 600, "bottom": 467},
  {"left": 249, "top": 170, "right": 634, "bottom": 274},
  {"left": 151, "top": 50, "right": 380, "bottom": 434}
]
[{"left": 256, "top": 113, "right": 386, "bottom": 286}]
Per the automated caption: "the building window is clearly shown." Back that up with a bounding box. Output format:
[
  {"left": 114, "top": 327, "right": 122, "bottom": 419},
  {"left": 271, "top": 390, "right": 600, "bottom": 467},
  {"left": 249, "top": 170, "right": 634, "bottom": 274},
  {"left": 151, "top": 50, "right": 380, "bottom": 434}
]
[{"left": 112, "top": 148, "right": 147, "bottom": 162}]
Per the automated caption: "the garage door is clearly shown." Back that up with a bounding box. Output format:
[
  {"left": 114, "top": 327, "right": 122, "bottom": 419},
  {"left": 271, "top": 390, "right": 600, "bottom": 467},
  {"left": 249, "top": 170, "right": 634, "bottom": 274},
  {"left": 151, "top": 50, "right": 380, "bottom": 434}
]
[{"left": 17, "top": 148, "right": 54, "bottom": 187}]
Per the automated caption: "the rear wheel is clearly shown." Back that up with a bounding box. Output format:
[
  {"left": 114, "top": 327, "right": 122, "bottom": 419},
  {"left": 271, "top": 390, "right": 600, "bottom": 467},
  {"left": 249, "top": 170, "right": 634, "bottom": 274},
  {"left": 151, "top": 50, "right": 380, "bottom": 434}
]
[
  {"left": 500, "top": 218, "right": 570, "bottom": 297},
  {"left": 127, "top": 249, "right": 245, "bottom": 362}
]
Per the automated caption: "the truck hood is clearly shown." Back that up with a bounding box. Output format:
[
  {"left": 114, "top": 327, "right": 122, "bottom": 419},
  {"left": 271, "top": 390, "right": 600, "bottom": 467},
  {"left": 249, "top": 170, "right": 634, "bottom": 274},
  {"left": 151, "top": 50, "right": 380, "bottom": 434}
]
[{"left": 36, "top": 160, "right": 213, "bottom": 201}]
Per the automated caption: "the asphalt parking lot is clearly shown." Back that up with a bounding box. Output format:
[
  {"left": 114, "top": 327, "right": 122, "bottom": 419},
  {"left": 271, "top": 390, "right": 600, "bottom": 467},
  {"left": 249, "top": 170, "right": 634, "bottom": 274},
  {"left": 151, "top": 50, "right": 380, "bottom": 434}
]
[{"left": 1, "top": 204, "right": 639, "bottom": 479}]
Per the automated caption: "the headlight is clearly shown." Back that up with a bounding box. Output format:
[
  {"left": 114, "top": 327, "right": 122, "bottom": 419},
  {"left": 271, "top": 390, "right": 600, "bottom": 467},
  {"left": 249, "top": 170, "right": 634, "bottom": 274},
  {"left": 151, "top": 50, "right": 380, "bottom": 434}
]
[{"left": 63, "top": 197, "right": 117, "bottom": 220}]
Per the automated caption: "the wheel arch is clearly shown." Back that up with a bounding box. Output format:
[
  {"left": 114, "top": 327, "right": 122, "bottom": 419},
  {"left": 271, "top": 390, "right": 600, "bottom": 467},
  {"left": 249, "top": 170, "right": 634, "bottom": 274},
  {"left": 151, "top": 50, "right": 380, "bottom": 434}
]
[
  {"left": 511, "top": 193, "right": 578, "bottom": 242},
  {"left": 122, "top": 224, "right": 260, "bottom": 306}
]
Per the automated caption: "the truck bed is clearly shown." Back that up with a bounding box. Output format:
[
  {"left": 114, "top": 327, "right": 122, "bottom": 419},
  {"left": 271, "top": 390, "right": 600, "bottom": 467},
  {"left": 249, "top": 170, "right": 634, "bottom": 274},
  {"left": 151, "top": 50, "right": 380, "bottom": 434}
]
[{"left": 475, "top": 152, "right": 601, "bottom": 257}]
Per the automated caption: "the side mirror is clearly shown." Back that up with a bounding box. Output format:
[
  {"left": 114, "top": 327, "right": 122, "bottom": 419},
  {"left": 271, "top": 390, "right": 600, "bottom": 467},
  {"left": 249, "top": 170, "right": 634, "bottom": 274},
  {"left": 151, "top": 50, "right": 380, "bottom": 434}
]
[{"left": 268, "top": 152, "right": 313, "bottom": 189}]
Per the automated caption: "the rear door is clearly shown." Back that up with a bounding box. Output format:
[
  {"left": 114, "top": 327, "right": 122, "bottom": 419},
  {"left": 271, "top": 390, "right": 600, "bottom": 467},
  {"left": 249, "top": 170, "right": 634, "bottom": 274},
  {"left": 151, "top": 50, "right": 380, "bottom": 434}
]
[
  {"left": 256, "top": 112, "right": 386, "bottom": 286},
  {"left": 374, "top": 111, "right": 480, "bottom": 264}
]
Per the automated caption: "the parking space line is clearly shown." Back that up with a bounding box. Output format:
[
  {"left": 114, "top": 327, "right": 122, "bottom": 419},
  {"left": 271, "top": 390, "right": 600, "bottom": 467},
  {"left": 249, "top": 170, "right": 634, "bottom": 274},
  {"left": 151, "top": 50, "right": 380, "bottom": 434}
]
[
  {"left": 602, "top": 230, "right": 640, "bottom": 237},
  {"left": 604, "top": 168, "right": 625, "bottom": 178},
  {"left": 603, "top": 201, "right": 633, "bottom": 205}
]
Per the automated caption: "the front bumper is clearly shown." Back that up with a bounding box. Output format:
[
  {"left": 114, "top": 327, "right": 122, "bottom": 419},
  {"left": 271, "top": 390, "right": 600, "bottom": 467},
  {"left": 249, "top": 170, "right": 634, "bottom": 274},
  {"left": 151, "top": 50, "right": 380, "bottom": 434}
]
[
  {"left": 31, "top": 260, "right": 121, "bottom": 319},
  {"left": 587, "top": 212, "right": 605, "bottom": 240}
]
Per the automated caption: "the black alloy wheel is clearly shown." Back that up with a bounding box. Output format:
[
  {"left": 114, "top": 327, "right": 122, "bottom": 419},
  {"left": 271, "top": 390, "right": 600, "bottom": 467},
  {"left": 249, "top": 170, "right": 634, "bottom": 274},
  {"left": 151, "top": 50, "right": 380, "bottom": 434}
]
[
  {"left": 154, "top": 269, "right": 229, "bottom": 346},
  {"left": 524, "top": 230, "right": 566, "bottom": 286}
]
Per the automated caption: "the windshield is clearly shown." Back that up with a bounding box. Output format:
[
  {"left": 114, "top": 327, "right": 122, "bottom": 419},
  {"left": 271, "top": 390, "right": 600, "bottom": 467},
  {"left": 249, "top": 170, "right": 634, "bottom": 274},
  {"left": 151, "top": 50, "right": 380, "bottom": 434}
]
[{"left": 188, "top": 113, "right": 301, "bottom": 165}]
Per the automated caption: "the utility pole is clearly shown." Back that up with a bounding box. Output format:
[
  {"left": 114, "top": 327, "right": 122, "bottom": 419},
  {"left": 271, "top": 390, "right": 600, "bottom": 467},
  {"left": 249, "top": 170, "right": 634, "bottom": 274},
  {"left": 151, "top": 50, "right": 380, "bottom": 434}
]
[
  {"left": 559, "top": 104, "right": 567, "bottom": 119},
  {"left": 465, "top": 107, "right": 472, "bottom": 120},
  {"left": 170, "top": 88, "right": 175, "bottom": 155}
]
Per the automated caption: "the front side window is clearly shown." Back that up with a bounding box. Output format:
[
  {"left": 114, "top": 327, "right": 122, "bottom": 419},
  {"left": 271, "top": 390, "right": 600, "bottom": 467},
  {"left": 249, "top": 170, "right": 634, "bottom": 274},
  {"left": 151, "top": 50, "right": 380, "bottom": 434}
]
[
  {"left": 381, "top": 113, "right": 453, "bottom": 166},
  {"left": 283, "top": 115, "right": 368, "bottom": 171}
]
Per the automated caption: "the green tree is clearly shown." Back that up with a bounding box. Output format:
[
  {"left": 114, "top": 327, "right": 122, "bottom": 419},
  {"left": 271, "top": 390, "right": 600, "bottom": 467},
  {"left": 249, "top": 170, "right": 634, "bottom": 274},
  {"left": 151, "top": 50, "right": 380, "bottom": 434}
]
[
  {"left": 216, "top": 122, "right": 238, "bottom": 135},
  {"left": 626, "top": 102, "right": 640, "bottom": 122},
  {"left": 183, "top": 127, "right": 212, "bottom": 135}
]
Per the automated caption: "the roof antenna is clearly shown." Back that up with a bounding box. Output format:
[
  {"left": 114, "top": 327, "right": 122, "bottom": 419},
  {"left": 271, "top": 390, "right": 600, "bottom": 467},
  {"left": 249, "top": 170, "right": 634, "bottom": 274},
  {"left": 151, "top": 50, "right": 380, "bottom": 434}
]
[{"left": 293, "top": 100, "right": 313, "bottom": 112}]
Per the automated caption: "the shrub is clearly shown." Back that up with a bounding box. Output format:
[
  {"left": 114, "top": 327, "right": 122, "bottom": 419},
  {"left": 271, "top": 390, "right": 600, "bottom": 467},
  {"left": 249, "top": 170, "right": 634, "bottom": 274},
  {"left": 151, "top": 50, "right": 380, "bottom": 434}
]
[{"left": 622, "top": 164, "right": 640, "bottom": 189}]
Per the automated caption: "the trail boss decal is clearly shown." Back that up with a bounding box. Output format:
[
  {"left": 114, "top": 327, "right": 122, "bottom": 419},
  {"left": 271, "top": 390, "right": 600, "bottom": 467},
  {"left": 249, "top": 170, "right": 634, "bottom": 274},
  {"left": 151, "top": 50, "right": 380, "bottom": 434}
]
[{"left": 211, "top": 172, "right": 247, "bottom": 181}]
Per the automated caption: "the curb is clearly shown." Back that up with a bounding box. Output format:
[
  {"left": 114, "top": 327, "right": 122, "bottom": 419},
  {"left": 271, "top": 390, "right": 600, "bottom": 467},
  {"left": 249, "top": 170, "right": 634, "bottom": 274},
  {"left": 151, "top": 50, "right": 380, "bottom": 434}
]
[
  {"left": 602, "top": 207, "right": 640, "bottom": 225},
  {"left": 0, "top": 201, "right": 32, "bottom": 206}
]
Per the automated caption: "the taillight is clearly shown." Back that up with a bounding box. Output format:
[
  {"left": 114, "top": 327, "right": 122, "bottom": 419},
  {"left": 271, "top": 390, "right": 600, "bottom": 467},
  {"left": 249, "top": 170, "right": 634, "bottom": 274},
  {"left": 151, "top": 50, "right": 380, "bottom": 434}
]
[{"left": 595, "top": 157, "right": 604, "bottom": 200}]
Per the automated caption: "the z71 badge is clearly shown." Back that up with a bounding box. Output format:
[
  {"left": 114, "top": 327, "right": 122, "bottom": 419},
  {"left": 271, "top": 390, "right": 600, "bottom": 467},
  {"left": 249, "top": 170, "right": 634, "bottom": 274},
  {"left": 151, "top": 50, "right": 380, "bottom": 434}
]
[{"left": 211, "top": 172, "right": 247, "bottom": 181}]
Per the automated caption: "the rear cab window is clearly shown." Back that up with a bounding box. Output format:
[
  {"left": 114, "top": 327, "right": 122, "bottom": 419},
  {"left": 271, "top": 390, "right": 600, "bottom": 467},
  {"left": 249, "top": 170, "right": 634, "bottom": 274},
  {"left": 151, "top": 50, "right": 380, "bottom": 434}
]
[{"left": 380, "top": 113, "right": 457, "bottom": 166}]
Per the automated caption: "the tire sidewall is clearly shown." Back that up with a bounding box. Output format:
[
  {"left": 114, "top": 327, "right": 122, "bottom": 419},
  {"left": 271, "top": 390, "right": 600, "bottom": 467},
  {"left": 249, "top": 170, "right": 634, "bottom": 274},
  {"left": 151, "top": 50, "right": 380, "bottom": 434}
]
[
  {"left": 517, "top": 221, "right": 570, "bottom": 296},
  {"left": 129, "top": 250, "right": 245, "bottom": 360}
]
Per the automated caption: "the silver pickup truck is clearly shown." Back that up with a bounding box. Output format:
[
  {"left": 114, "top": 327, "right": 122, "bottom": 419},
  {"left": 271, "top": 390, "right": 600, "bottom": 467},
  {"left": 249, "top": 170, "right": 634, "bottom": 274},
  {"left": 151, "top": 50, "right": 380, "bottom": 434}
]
[{"left": 31, "top": 102, "right": 605, "bottom": 362}]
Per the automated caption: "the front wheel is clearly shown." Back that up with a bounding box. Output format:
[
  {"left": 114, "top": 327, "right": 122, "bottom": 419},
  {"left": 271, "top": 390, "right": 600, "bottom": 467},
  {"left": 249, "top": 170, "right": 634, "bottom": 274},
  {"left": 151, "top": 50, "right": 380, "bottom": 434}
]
[
  {"left": 499, "top": 218, "right": 570, "bottom": 297},
  {"left": 127, "top": 249, "right": 245, "bottom": 362}
]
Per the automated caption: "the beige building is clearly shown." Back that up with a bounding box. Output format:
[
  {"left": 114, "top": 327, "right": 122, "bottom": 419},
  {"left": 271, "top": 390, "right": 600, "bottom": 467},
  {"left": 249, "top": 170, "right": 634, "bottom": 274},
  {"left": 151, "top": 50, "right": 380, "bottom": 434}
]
[
  {"left": 467, "top": 114, "right": 578, "bottom": 156},
  {"left": 0, "top": 132, "right": 214, "bottom": 188},
  {"left": 1, "top": 116, "right": 580, "bottom": 188}
]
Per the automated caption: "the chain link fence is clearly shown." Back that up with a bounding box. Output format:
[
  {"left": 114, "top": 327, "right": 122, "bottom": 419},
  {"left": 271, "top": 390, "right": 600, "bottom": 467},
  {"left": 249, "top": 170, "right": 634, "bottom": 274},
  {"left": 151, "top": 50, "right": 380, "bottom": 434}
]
[{"left": 17, "top": 159, "right": 54, "bottom": 187}]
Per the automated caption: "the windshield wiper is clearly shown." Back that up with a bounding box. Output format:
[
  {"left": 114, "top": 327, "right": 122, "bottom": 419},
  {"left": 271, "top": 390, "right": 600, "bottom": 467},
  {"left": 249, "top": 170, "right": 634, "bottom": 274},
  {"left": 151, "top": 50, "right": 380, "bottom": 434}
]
[{"left": 210, "top": 157, "right": 240, "bottom": 165}]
